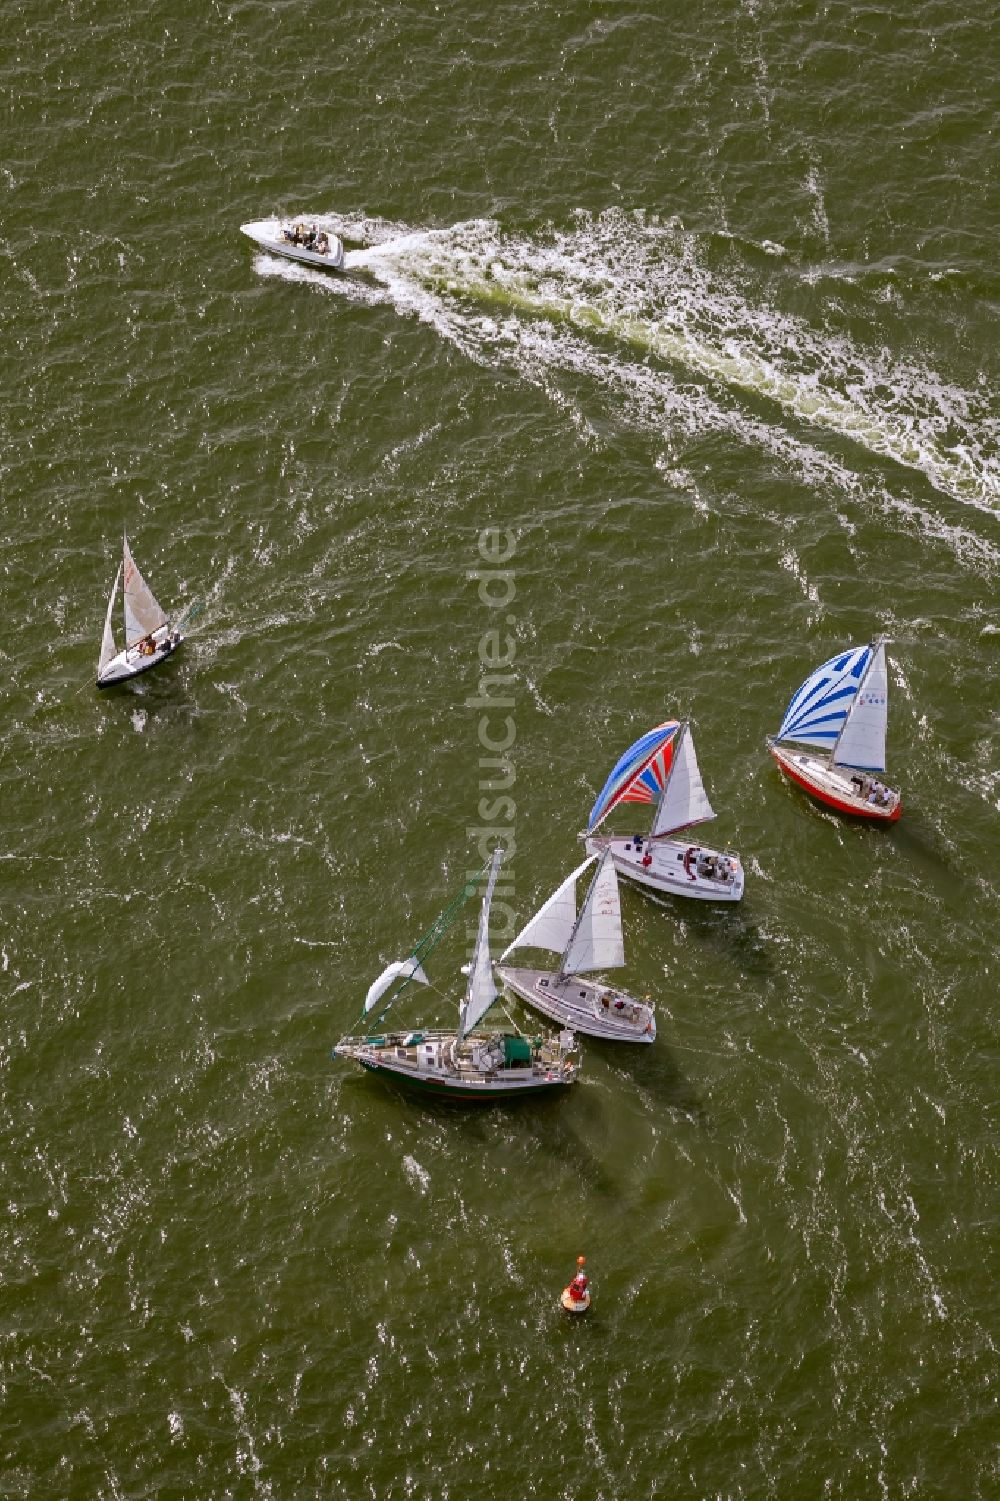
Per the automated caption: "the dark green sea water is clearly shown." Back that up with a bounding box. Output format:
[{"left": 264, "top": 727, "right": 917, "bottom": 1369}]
[{"left": 3, "top": 2, "right": 997, "bottom": 1495}]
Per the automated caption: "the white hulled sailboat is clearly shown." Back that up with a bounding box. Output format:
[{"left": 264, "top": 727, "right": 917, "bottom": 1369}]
[
  {"left": 496, "top": 850, "right": 655, "bottom": 1042},
  {"left": 334, "top": 850, "right": 581, "bottom": 1100},
  {"left": 768, "top": 636, "right": 900, "bottom": 821},
  {"left": 97, "top": 534, "right": 184, "bottom": 687},
  {"left": 584, "top": 720, "right": 744, "bottom": 902}
]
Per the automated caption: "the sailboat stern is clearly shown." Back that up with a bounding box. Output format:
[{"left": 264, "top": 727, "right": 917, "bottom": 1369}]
[{"left": 769, "top": 743, "right": 901, "bottom": 821}]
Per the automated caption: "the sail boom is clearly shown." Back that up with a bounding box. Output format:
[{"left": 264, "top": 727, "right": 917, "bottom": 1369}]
[{"left": 650, "top": 813, "right": 714, "bottom": 839}]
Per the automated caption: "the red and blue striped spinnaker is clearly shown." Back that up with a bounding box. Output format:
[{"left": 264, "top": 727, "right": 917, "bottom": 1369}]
[{"left": 587, "top": 721, "right": 680, "bottom": 833}]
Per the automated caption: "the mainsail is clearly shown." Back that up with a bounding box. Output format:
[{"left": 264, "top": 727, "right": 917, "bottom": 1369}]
[
  {"left": 457, "top": 848, "right": 503, "bottom": 1041},
  {"left": 831, "top": 641, "right": 888, "bottom": 772},
  {"left": 123, "top": 532, "right": 167, "bottom": 646},
  {"left": 650, "top": 722, "right": 715, "bottom": 837},
  {"left": 587, "top": 721, "right": 680, "bottom": 834},
  {"left": 776, "top": 643, "right": 874, "bottom": 752},
  {"left": 499, "top": 856, "right": 597, "bottom": 963},
  {"left": 561, "top": 851, "right": 625, "bottom": 975},
  {"left": 98, "top": 564, "right": 122, "bottom": 675}
]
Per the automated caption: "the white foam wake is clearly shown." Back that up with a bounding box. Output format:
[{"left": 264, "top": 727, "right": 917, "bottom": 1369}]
[{"left": 253, "top": 210, "right": 1000, "bottom": 566}]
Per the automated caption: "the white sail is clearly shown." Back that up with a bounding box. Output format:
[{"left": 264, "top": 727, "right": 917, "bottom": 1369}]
[
  {"left": 499, "top": 856, "right": 597, "bottom": 962},
  {"left": 364, "top": 958, "right": 429, "bottom": 1015},
  {"left": 650, "top": 722, "right": 715, "bottom": 837},
  {"left": 457, "top": 848, "right": 503, "bottom": 1040},
  {"left": 562, "top": 851, "right": 625, "bottom": 975},
  {"left": 123, "top": 532, "right": 167, "bottom": 646},
  {"left": 831, "top": 641, "right": 888, "bottom": 772},
  {"left": 98, "top": 564, "right": 122, "bottom": 674}
]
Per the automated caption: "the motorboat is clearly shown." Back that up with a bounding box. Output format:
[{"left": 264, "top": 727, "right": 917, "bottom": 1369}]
[{"left": 240, "top": 218, "right": 345, "bottom": 271}]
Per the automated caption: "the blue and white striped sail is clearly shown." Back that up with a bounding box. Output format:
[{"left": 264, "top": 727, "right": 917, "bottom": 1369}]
[{"left": 776, "top": 642, "right": 885, "bottom": 768}]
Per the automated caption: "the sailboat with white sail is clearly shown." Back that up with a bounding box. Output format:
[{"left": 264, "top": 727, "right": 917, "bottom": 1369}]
[
  {"left": 334, "top": 850, "right": 581, "bottom": 1100},
  {"left": 768, "top": 636, "right": 900, "bottom": 821},
  {"left": 584, "top": 720, "right": 744, "bottom": 902},
  {"left": 97, "top": 533, "right": 185, "bottom": 687},
  {"left": 496, "top": 850, "right": 655, "bottom": 1042}
]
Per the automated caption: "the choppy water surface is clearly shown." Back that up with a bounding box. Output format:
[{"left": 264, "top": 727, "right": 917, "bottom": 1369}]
[{"left": 2, "top": 2, "right": 997, "bottom": 1496}]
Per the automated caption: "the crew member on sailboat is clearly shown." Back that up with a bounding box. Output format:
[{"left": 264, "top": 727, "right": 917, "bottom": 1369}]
[{"left": 768, "top": 636, "right": 901, "bottom": 821}]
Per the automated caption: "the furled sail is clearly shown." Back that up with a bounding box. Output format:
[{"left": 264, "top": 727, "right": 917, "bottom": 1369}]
[
  {"left": 457, "top": 848, "right": 503, "bottom": 1040},
  {"left": 562, "top": 851, "right": 625, "bottom": 975},
  {"left": 651, "top": 722, "right": 715, "bottom": 837},
  {"left": 831, "top": 641, "right": 888, "bottom": 772},
  {"left": 776, "top": 644, "right": 873, "bottom": 752},
  {"left": 587, "top": 721, "right": 680, "bottom": 834},
  {"left": 499, "top": 856, "right": 596, "bottom": 962},
  {"left": 364, "top": 958, "right": 430, "bottom": 1015},
  {"left": 123, "top": 532, "right": 167, "bottom": 646},
  {"left": 98, "top": 564, "right": 122, "bottom": 675}
]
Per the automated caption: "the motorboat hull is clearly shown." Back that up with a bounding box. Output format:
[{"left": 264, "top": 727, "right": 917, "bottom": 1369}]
[
  {"left": 334, "top": 1028, "right": 579, "bottom": 1101},
  {"left": 769, "top": 742, "right": 901, "bottom": 821},
  {"left": 496, "top": 966, "right": 655, "bottom": 1043},
  {"left": 240, "top": 220, "right": 346, "bottom": 271},
  {"left": 97, "top": 626, "right": 181, "bottom": 687},
  {"left": 585, "top": 834, "right": 744, "bottom": 902}
]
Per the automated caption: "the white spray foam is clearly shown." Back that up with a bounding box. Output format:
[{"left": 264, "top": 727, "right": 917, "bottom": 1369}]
[{"left": 255, "top": 211, "right": 999, "bottom": 564}]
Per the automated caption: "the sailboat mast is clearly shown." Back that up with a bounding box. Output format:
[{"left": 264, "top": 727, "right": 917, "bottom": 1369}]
[
  {"left": 648, "top": 720, "right": 685, "bottom": 840},
  {"left": 829, "top": 637, "right": 882, "bottom": 766}
]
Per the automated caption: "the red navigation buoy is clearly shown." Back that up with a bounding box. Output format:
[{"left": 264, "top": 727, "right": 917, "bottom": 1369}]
[{"left": 561, "top": 1254, "right": 591, "bottom": 1313}]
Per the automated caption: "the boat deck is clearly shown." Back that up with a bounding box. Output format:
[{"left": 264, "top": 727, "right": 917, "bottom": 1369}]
[
  {"left": 497, "top": 967, "right": 655, "bottom": 1042},
  {"left": 334, "top": 1028, "right": 579, "bottom": 1097},
  {"left": 586, "top": 834, "right": 744, "bottom": 902},
  {"left": 769, "top": 744, "right": 901, "bottom": 821}
]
